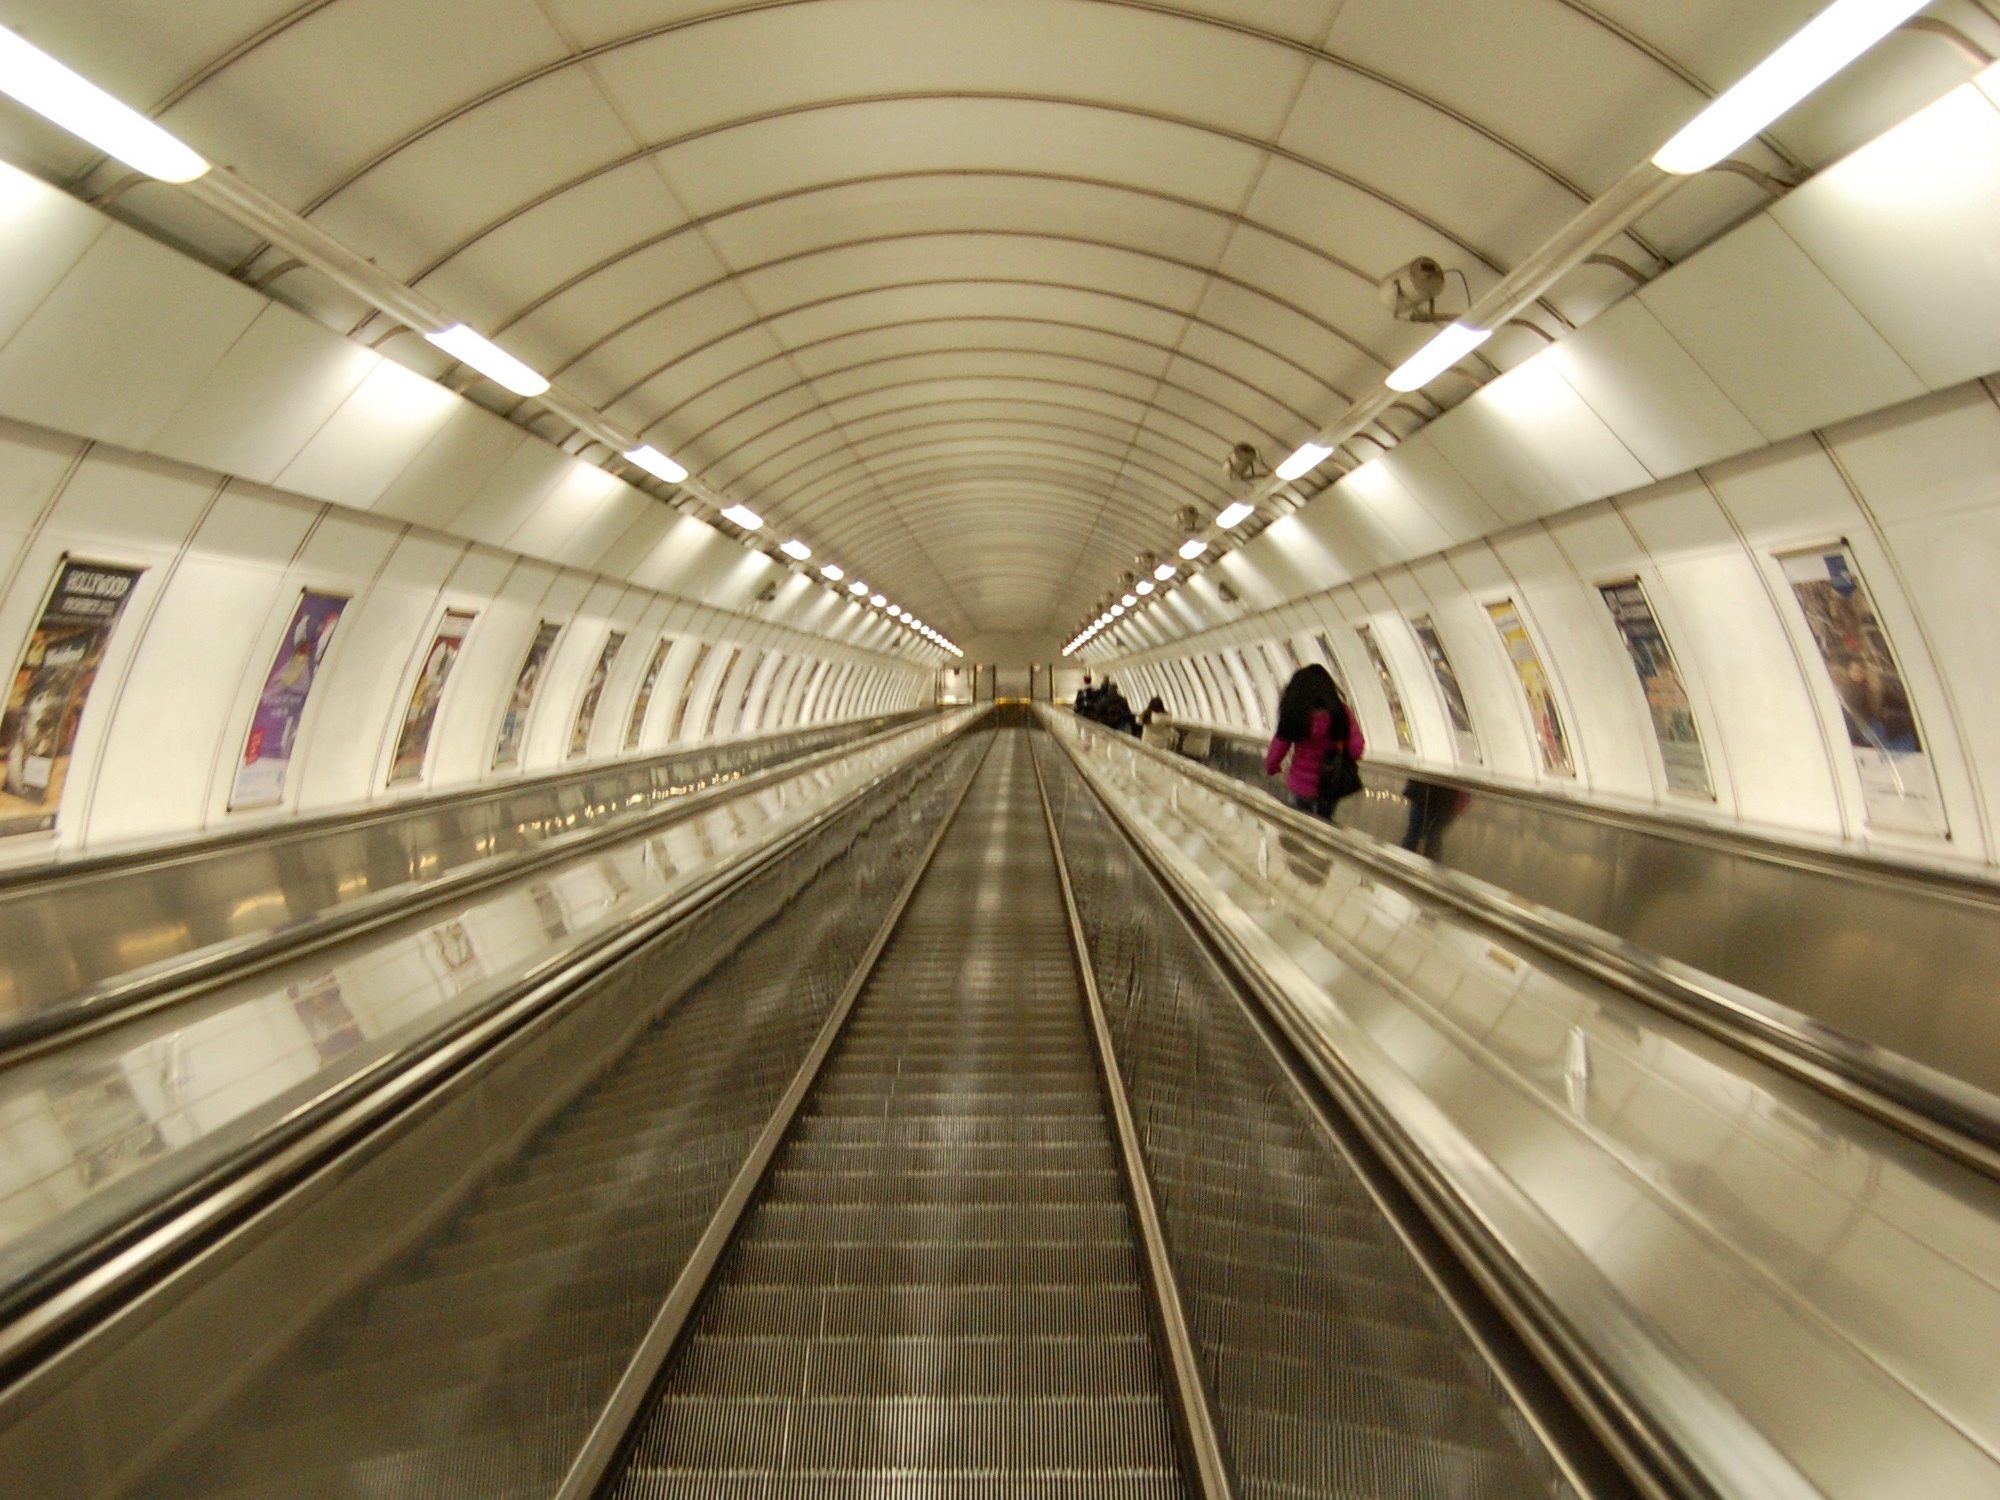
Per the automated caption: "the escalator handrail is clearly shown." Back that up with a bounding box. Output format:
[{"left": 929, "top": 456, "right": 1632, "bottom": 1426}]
[
  {"left": 0, "top": 712, "right": 981, "bottom": 1394},
  {"left": 1065, "top": 710, "right": 2000, "bottom": 1178},
  {"left": 0, "top": 713, "right": 943, "bottom": 1065}
]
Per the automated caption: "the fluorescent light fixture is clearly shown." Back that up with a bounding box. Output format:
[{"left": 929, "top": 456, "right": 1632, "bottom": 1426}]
[
  {"left": 1121, "top": 593, "right": 1137, "bottom": 607},
  {"left": 719, "top": 503, "right": 762, "bottom": 530},
  {"left": 1653, "top": 0, "right": 1926, "bottom": 174},
  {"left": 849, "top": 580, "right": 868, "bottom": 595},
  {"left": 1178, "top": 538, "right": 1209, "bottom": 561},
  {"left": 870, "top": 593, "right": 887, "bottom": 607},
  {"left": 780, "top": 538, "right": 811, "bottom": 560},
  {"left": 1154, "top": 562, "right": 1177, "bottom": 582},
  {"left": 1385, "top": 322, "right": 1491, "bottom": 393},
  {"left": 1135, "top": 580, "right": 1155, "bottom": 595},
  {"left": 426, "top": 324, "right": 549, "bottom": 397},
  {"left": 1216, "top": 500, "right": 1255, "bottom": 529},
  {"left": 624, "top": 444, "right": 687, "bottom": 484},
  {"left": 1275, "top": 442, "right": 1333, "bottom": 482},
  {"left": 1111, "top": 604, "right": 1126, "bottom": 617},
  {"left": 0, "top": 25, "right": 209, "bottom": 182},
  {"left": 821, "top": 563, "right": 844, "bottom": 581}
]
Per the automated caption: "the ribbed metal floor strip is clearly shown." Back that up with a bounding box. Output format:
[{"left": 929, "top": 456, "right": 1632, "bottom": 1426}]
[
  {"left": 608, "top": 733, "right": 1194, "bottom": 1498},
  {"left": 1031, "top": 731, "right": 1581, "bottom": 1500}
]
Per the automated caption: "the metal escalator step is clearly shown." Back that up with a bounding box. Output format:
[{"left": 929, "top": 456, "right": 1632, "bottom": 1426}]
[{"left": 617, "top": 1469, "right": 1187, "bottom": 1500}]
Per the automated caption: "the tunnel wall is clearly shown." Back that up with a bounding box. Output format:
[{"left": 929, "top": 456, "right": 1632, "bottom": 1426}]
[{"left": 1097, "top": 67, "right": 2000, "bottom": 873}]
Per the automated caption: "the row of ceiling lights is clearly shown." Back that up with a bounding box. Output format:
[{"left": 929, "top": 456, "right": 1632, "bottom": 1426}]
[
  {"left": 0, "top": 2, "right": 1925, "bottom": 669},
  {"left": 0, "top": 22, "right": 960, "bottom": 662},
  {"left": 1070, "top": 0, "right": 1930, "bottom": 660},
  {"left": 1062, "top": 498, "right": 1255, "bottom": 656}
]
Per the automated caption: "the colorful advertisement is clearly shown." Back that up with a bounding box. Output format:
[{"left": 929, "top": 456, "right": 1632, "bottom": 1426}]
[
  {"left": 1487, "top": 598, "right": 1573, "bottom": 776},
  {"left": 1355, "top": 624, "right": 1415, "bottom": 752},
  {"left": 1410, "top": 615, "right": 1479, "bottom": 763},
  {"left": 625, "top": 638, "right": 674, "bottom": 750},
  {"left": 1599, "top": 580, "right": 1712, "bottom": 799},
  {"left": 0, "top": 558, "right": 143, "bottom": 838},
  {"left": 389, "top": 609, "right": 476, "bottom": 785},
  {"left": 1780, "top": 544, "right": 1944, "bottom": 834},
  {"left": 493, "top": 621, "right": 560, "bottom": 770},
  {"left": 231, "top": 591, "right": 348, "bottom": 810},
  {"left": 569, "top": 630, "right": 626, "bottom": 758}
]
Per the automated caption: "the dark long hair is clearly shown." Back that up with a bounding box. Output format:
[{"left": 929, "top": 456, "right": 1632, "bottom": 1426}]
[{"left": 1275, "top": 663, "right": 1347, "bottom": 743}]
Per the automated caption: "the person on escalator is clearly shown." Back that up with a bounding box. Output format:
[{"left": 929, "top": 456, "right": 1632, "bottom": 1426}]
[
  {"left": 1265, "top": 663, "right": 1364, "bottom": 820},
  {"left": 1073, "top": 672, "right": 1097, "bottom": 715}
]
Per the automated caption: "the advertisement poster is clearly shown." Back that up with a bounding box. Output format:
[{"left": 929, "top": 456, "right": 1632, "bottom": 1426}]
[
  {"left": 569, "top": 631, "right": 627, "bottom": 759},
  {"left": 1599, "top": 580, "right": 1712, "bottom": 798},
  {"left": 0, "top": 558, "right": 143, "bottom": 838},
  {"left": 45, "top": 1061, "right": 165, "bottom": 1189},
  {"left": 288, "top": 972, "right": 362, "bottom": 1064},
  {"left": 1487, "top": 599, "right": 1573, "bottom": 776},
  {"left": 389, "top": 609, "right": 476, "bottom": 785},
  {"left": 669, "top": 643, "right": 714, "bottom": 741},
  {"left": 231, "top": 591, "right": 348, "bottom": 810},
  {"left": 423, "top": 917, "right": 486, "bottom": 994},
  {"left": 492, "top": 621, "right": 560, "bottom": 770},
  {"left": 625, "top": 638, "right": 674, "bottom": 750},
  {"left": 701, "top": 647, "right": 743, "bottom": 739},
  {"left": 731, "top": 650, "right": 774, "bottom": 738},
  {"left": 1355, "top": 624, "right": 1415, "bottom": 752},
  {"left": 1410, "top": 615, "right": 1480, "bottom": 763},
  {"left": 1779, "top": 545, "right": 1944, "bottom": 834}
]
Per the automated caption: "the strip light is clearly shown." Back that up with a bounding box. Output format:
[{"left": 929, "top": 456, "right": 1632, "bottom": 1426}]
[
  {"left": 719, "top": 503, "right": 762, "bottom": 530},
  {"left": 780, "top": 539, "right": 811, "bottom": 560},
  {"left": 1385, "top": 322, "right": 1492, "bottom": 393},
  {"left": 849, "top": 580, "right": 868, "bottom": 595},
  {"left": 426, "top": 324, "right": 550, "bottom": 397},
  {"left": 623, "top": 444, "right": 687, "bottom": 484},
  {"left": 1154, "top": 562, "right": 1177, "bottom": 581},
  {"left": 1275, "top": 442, "right": 1333, "bottom": 482},
  {"left": 1136, "top": 580, "right": 1155, "bottom": 595},
  {"left": 1216, "top": 500, "right": 1256, "bottom": 528},
  {"left": 0, "top": 25, "right": 208, "bottom": 182},
  {"left": 1178, "top": 538, "right": 1209, "bottom": 561},
  {"left": 821, "top": 563, "right": 844, "bottom": 581},
  {"left": 1653, "top": 0, "right": 1926, "bottom": 174}
]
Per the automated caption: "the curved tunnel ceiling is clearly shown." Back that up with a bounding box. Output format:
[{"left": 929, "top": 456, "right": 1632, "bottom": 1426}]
[{"left": 0, "top": 0, "right": 1941, "bottom": 647}]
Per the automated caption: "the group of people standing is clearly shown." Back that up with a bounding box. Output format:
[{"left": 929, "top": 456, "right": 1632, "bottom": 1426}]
[{"left": 1072, "top": 673, "right": 1161, "bottom": 736}]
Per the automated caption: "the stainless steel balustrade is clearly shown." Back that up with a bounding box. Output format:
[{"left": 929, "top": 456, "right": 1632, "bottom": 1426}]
[
  {"left": 0, "top": 718, "right": 983, "bottom": 1499},
  {"left": 0, "top": 711, "right": 929, "bottom": 1050},
  {"left": 1157, "top": 714, "right": 2000, "bottom": 1104}
]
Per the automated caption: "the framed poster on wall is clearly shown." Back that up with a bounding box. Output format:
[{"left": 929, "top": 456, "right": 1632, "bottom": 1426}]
[
  {"left": 1778, "top": 543, "right": 1944, "bottom": 835},
  {"left": 389, "top": 608, "right": 476, "bottom": 785},
  {"left": 492, "top": 620, "right": 561, "bottom": 771},
  {"left": 1486, "top": 599, "right": 1573, "bottom": 776},
  {"left": 1598, "top": 579, "right": 1712, "bottom": 798},
  {"left": 568, "top": 631, "right": 627, "bottom": 759},
  {"left": 231, "top": 590, "right": 349, "bottom": 810},
  {"left": 1354, "top": 624, "right": 1415, "bottom": 752},
  {"left": 625, "top": 638, "right": 674, "bottom": 750},
  {"left": 0, "top": 557, "right": 143, "bottom": 837},
  {"left": 1409, "top": 615, "right": 1479, "bottom": 764}
]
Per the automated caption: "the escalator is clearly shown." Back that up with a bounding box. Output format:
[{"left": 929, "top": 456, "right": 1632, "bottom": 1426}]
[{"left": 75, "top": 730, "right": 1602, "bottom": 1498}]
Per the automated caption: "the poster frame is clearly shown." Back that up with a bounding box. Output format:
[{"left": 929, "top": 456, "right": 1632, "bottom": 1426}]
[
  {"left": 491, "top": 619, "right": 562, "bottom": 772},
  {"left": 1486, "top": 596, "right": 1574, "bottom": 777},
  {"left": 230, "top": 588, "right": 350, "bottom": 811},
  {"left": 386, "top": 606, "right": 477, "bottom": 786},
  {"left": 1596, "top": 577, "right": 1713, "bottom": 799},
  {"left": 0, "top": 555, "right": 145, "bottom": 839},
  {"left": 1354, "top": 623, "right": 1416, "bottom": 753},
  {"left": 567, "top": 629, "right": 627, "bottom": 760},
  {"left": 1409, "top": 613, "right": 1480, "bottom": 764}
]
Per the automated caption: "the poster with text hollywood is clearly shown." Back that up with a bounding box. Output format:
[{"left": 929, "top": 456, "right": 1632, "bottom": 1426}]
[
  {"left": 0, "top": 558, "right": 143, "bottom": 838},
  {"left": 1486, "top": 599, "right": 1573, "bottom": 776},
  {"left": 231, "top": 590, "right": 349, "bottom": 810},
  {"left": 1780, "top": 544, "right": 1944, "bottom": 835},
  {"left": 389, "top": 609, "right": 476, "bottom": 785}
]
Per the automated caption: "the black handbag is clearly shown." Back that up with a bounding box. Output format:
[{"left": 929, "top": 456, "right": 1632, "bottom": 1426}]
[{"left": 1318, "top": 746, "right": 1363, "bottom": 805}]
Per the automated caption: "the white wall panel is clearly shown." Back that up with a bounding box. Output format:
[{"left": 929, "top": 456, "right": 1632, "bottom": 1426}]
[
  {"left": 1441, "top": 354, "right": 1654, "bottom": 521},
  {"left": 372, "top": 407, "right": 529, "bottom": 531},
  {"left": 0, "top": 161, "right": 106, "bottom": 353},
  {"left": 1637, "top": 215, "right": 1925, "bottom": 443},
  {"left": 276, "top": 360, "right": 461, "bottom": 509},
  {"left": 0, "top": 230, "right": 261, "bottom": 451},
  {"left": 1772, "top": 86, "right": 2000, "bottom": 392}
]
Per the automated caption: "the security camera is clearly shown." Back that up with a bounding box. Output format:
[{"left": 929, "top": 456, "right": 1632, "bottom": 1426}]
[
  {"left": 1377, "top": 256, "right": 1447, "bottom": 321},
  {"left": 1224, "top": 443, "right": 1268, "bottom": 485}
]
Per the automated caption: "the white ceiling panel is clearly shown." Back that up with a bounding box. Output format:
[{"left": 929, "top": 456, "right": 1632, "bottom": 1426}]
[{"left": 1, "top": 0, "right": 1944, "bottom": 644}]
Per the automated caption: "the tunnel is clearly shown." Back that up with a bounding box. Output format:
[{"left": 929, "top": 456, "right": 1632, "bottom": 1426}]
[{"left": 0, "top": 3, "right": 1996, "bottom": 1497}]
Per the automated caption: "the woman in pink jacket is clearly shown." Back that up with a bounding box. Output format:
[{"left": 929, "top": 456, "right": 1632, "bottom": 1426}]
[{"left": 1265, "top": 663, "right": 1365, "bottom": 819}]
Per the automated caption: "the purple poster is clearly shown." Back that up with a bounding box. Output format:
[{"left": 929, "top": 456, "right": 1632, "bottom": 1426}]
[{"left": 231, "top": 591, "right": 348, "bottom": 810}]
